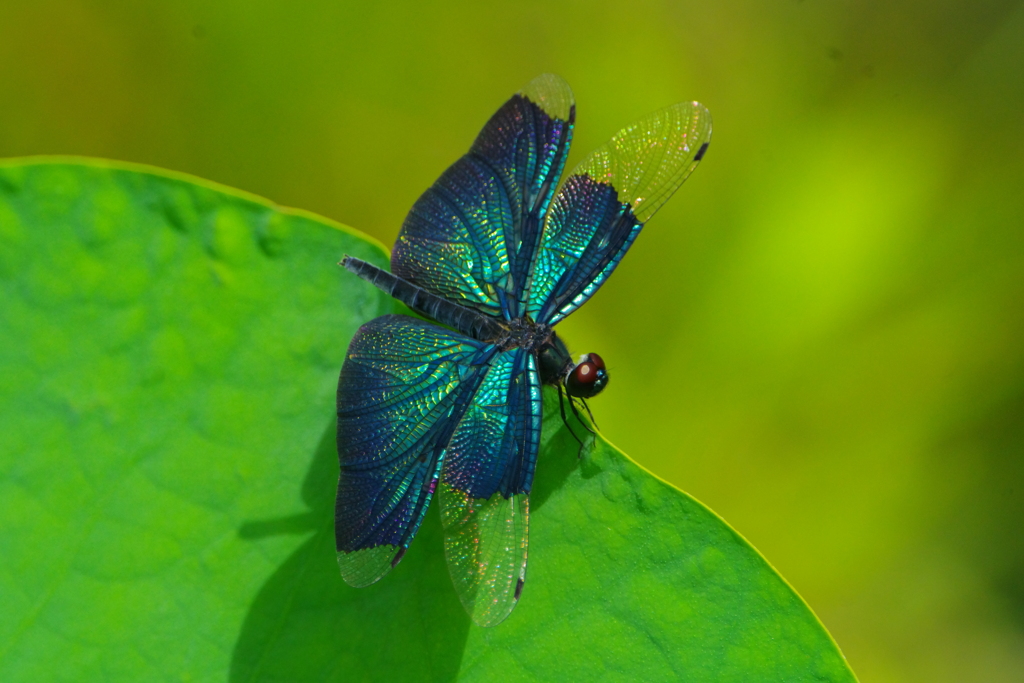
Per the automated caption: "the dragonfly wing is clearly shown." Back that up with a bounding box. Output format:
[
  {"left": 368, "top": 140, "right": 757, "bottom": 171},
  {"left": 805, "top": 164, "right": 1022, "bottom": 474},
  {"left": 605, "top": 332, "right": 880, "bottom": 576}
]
[
  {"left": 528, "top": 101, "right": 712, "bottom": 324},
  {"left": 392, "top": 74, "right": 575, "bottom": 319},
  {"left": 439, "top": 348, "right": 541, "bottom": 626},
  {"left": 440, "top": 485, "right": 529, "bottom": 628},
  {"left": 335, "top": 314, "right": 493, "bottom": 587}
]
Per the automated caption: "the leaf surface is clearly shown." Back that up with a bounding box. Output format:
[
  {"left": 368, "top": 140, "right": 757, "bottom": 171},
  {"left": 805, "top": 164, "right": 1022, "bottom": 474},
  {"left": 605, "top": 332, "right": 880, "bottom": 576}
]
[{"left": 0, "top": 159, "right": 855, "bottom": 681}]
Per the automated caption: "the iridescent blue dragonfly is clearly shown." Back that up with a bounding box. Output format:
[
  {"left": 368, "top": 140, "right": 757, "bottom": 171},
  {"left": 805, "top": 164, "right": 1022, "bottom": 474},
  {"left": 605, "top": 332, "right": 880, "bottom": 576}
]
[{"left": 335, "top": 74, "right": 711, "bottom": 626}]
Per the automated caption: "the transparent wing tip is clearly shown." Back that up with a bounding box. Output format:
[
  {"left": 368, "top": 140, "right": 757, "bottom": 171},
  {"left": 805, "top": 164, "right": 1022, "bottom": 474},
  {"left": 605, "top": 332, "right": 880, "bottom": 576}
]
[
  {"left": 337, "top": 544, "right": 404, "bottom": 588},
  {"left": 468, "top": 570, "right": 526, "bottom": 627},
  {"left": 468, "top": 578, "right": 525, "bottom": 628},
  {"left": 520, "top": 73, "right": 575, "bottom": 121},
  {"left": 441, "top": 484, "right": 530, "bottom": 627},
  {"left": 680, "top": 100, "right": 713, "bottom": 144}
]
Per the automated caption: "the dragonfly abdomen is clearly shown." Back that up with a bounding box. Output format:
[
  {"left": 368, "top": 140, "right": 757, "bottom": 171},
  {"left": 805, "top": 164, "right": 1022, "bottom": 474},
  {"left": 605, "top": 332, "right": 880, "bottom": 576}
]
[{"left": 342, "top": 256, "right": 507, "bottom": 342}]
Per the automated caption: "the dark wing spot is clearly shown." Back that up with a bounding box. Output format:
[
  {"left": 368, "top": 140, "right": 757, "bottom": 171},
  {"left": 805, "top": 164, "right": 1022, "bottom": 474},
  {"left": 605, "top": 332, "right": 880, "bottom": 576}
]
[
  {"left": 391, "top": 547, "right": 407, "bottom": 568},
  {"left": 694, "top": 142, "right": 709, "bottom": 162},
  {"left": 514, "top": 578, "right": 525, "bottom": 601}
]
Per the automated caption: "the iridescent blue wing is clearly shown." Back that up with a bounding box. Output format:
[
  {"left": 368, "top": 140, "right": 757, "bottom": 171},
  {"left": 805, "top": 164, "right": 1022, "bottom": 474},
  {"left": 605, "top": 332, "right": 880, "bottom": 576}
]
[
  {"left": 527, "top": 102, "right": 712, "bottom": 324},
  {"left": 440, "top": 348, "right": 541, "bottom": 626},
  {"left": 392, "top": 74, "right": 575, "bottom": 320},
  {"left": 443, "top": 348, "right": 541, "bottom": 499},
  {"left": 335, "top": 314, "right": 494, "bottom": 587}
]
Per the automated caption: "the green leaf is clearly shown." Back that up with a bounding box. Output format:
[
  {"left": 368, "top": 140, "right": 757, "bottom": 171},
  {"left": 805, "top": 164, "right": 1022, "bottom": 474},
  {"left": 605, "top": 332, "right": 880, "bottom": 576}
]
[{"left": 0, "top": 158, "right": 856, "bottom": 681}]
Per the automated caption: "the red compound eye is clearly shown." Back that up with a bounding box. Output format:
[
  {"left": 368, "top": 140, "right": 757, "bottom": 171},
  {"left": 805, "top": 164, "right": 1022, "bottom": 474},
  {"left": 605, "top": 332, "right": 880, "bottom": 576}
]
[
  {"left": 565, "top": 353, "right": 610, "bottom": 398},
  {"left": 573, "top": 360, "right": 598, "bottom": 385}
]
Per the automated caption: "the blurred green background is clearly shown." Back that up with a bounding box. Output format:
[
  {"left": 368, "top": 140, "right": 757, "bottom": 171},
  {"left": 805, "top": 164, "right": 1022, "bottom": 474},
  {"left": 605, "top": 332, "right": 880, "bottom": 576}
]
[{"left": 2, "top": 1, "right": 1022, "bottom": 680}]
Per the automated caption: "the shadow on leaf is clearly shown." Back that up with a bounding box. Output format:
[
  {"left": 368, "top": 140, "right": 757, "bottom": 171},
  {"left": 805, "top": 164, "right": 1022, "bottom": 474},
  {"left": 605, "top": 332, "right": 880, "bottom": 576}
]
[{"left": 230, "top": 423, "right": 472, "bottom": 682}]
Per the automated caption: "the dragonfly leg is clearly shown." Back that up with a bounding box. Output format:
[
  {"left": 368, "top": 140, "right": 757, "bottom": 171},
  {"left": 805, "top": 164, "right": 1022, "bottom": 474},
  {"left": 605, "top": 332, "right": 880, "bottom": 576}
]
[
  {"left": 579, "top": 398, "right": 599, "bottom": 430},
  {"left": 567, "top": 396, "right": 597, "bottom": 458},
  {"left": 558, "top": 384, "right": 585, "bottom": 450},
  {"left": 568, "top": 397, "right": 597, "bottom": 436}
]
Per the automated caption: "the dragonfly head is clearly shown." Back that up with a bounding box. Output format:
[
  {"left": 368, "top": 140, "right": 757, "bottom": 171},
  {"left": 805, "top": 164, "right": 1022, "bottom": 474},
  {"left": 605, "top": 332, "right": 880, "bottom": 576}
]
[{"left": 564, "top": 353, "right": 608, "bottom": 398}]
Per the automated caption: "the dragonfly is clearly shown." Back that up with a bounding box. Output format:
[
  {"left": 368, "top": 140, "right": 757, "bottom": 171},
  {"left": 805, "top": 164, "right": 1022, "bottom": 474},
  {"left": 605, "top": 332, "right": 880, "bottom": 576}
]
[{"left": 335, "top": 74, "right": 711, "bottom": 627}]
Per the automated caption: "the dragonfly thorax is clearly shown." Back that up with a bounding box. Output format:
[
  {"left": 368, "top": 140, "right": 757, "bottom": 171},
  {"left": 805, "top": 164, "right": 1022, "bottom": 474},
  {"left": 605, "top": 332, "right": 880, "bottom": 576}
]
[{"left": 495, "top": 317, "right": 553, "bottom": 353}]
